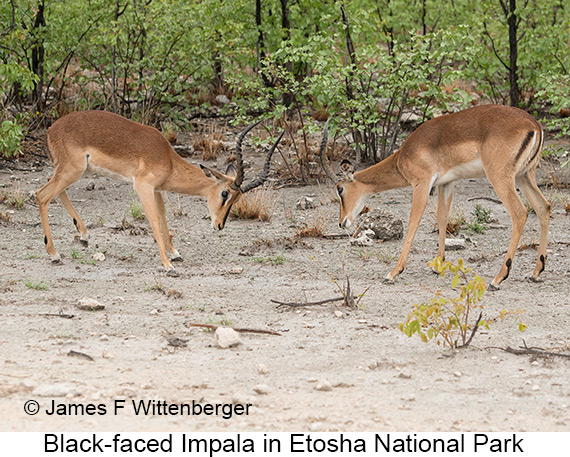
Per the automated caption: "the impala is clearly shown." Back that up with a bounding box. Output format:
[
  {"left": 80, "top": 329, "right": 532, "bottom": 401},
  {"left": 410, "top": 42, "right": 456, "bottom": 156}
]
[
  {"left": 321, "top": 105, "right": 550, "bottom": 290},
  {"left": 37, "top": 111, "right": 283, "bottom": 276}
]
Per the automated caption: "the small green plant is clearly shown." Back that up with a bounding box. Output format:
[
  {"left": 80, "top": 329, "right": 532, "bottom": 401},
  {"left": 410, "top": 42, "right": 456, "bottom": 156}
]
[
  {"left": 399, "top": 258, "right": 489, "bottom": 348},
  {"left": 1, "top": 182, "right": 28, "bottom": 210},
  {"left": 0, "top": 119, "right": 24, "bottom": 158},
  {"left": 129, "top": 200, "right": 145, "bottom": 220},
  {"left": 24, "top": 278, "right": 49, "bottom": 290},
  {"left": 466, "top": 204, "right": 493, "bottom": 234},
  {"left": 251, "top": 252, "right": 285, "bottom": 266}
]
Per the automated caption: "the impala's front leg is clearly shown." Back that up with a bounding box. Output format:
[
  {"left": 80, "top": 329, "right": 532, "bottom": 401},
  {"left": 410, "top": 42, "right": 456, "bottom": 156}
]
[
  {"left": 134, "top": 183, "right": 178, "bottom": 277},
  {"left": 154, "top": 191, "right": 182, "bottom": 262},
  {"left": 385, "top": 182, "right": 431, "bottom": 283}
]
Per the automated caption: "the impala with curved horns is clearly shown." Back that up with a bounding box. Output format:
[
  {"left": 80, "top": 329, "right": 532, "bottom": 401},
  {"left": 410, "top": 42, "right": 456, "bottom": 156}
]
[
  {"left": 37, "top": 111, "right": 284, "bottom": 276},
  {"left": 321, "top": 105, "right": 550, "bottom": 290}
]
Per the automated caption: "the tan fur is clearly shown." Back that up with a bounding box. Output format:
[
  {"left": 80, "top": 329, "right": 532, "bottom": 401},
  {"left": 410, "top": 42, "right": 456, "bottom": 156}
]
[
  {"left": 37, "top": 111, "right": 242, "bottom": 276},
  {"left": 336, "top": 105, "right": 550, "bottom": 289}
]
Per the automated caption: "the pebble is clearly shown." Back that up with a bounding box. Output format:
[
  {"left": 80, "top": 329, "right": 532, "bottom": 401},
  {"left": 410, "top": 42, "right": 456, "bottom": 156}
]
[
  {"left": 315, "top": 380, "right": 332, "bottom": 392},
  {"left": 149, "top": 309, "right": 159, "bottom": 315},
  {"left": 334, "top": 311, "right": 344, "bottom": 318},
  {"left": 77, "top": 297, "right": 105, "bottom": 311},
  {"left": 445, "top": 238, "right": 466, "bottom": 250},
  {"left": 253, "top": 384, "right": 270, "bottom": 395},
  {"left": 257, "top": 364, "right": 269, "bottom": 375},
  {"left": 99, "top": 334, "right": 109, "bottom": 341},
  {"left": 229, "top": 267, "right": 244, "bottom": 274},
  {"left": 215, "top": 327, "right": 241, "bottom": 349},
  {"left": 453, "top": 371, "right": 462, "bottom": 378},
  {"left": 92, "top": 252, "right": 105, "bottom": 262},
  {"left": 33, "top": 383, "right": 81, "bottom": 398}
]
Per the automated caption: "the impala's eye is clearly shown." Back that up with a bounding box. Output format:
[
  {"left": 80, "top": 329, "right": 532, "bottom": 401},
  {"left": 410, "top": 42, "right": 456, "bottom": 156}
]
[
  {"left": 221, "top": 190, "right": 229, "bottom": 201},
  {"left": 337, "top": 186, "right": 344, "bottom": 196}
]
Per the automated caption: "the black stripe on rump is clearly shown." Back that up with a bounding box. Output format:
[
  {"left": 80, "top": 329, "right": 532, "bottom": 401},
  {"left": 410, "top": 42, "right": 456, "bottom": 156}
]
[{"left": 514, "top": 131, "right": 534, "bottom": 164}]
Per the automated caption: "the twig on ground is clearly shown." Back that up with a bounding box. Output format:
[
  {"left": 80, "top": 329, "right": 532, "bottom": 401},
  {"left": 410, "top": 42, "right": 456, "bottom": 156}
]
[
  {"left": 67, "top": 350, "right": 94, "bottom": 361},
  {"left": 184, "top": 323, "right": 281, "bottom": 336},
  {"left": 271, "top": 296, "right": 357, "bottom": 309},
  {"left": 40, "top": 312, "right": 74, "bottom": 319},
  {"left": 502, "top": 340, "right": 570, "bottom": 359},
  {"left": 467, "top": 197, "right": 502, "bottom": 204}
]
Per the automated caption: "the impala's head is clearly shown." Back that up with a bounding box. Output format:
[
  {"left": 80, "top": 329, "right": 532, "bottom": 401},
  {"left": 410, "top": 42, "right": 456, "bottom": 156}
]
[
  {"left": 335, "top": 160, "right": 368, "bottom": 229},
  {"left": 200, "top": 122, "right": 284, "bottom": 231},
  {"left": 200, "top": 164, "right": 243, "bottom": 230},
  {"left": 318, "top": 119, "right": 367, "bottom": 230}
]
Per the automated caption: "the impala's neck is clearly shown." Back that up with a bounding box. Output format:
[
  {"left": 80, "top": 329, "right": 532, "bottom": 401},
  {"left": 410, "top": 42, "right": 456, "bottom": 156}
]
[
  {"left": 163, "top": 154, "right": 215, "bottom": 196},
  {"left": 355, "top": 150, "right": 409, "bottom": 193}
]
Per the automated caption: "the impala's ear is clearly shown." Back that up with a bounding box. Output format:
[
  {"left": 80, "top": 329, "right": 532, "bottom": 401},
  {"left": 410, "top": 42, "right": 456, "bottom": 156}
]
[
  {"left": 225, "top": 163, "right": 237, "bottom": 177},
  {"left": 200, "top": 164, "right": 226, "bottom": 182},
  {"left": 340, "top": 159, "right": 354, "bottom": 181}
]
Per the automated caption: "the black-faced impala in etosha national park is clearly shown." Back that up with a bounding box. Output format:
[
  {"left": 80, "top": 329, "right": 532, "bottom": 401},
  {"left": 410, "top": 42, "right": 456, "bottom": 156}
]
[
  {"left": 37, "top": 111, "right": 284, "bottom": 277},
  {"left": 320, "top": 105, "right": 550, "bottom": 290}
]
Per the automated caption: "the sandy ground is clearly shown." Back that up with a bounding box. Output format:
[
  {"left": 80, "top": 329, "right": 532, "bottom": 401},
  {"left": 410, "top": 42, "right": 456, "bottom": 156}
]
[{"left": 0, "top": 146, "right": 569, "bottom": 433}]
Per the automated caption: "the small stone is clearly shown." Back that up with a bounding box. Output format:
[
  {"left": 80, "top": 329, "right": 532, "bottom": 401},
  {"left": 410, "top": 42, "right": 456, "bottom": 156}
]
[
  {"left": 253, "top": 384, "right": 270, "bottom": 395},
  {"left": 532, "top": 385, "right": 540, "bottom": 391},
  {"left": 92, "top": 252, "right": 105, "bottom": 262},
  {"left": 445, "top": 238, "right": 466, "bottom": 250},
  {"left": 398, "top": 372, "right": 412, "bottom": 379},
  {"left": 33, "top": 383, "right": 81, "bottom": 397},
  {"left": 334, "top": 310, "right": 344, "bottom": 318},
  {"left": 86, "top": 181, "right": 95, "bottom": 191},
  {"left": 215, "top": 327, "right": 241, "bottom": 349},
  {"left": 257, "top": 364, "right": 269, "bottom": 375},
  {"left": 315, "top": 380, "right": 332, "bottom": 392},
  {"left": 350, "top": 231, "right": 374, "bottom": 247},
  {"left": 453, "top": 371, "right": 462, "bottom": 378},
  {"left": 309, "top": 422, "right": 323, "bottom": 431},
  {"left": 296, "top": 196, "right": 315, "bottom": 210},
  {"left": 102, "top": 350, "right": 114, "bottom": 359},
  {"left": 100, "top": 334, "right": 109, "bottom": 341},
  {"left": 149, "top": 309, "right": 159, "bottom": 315},
  {"left": 76, "top": 297, "right": 105, "bottom": 311},
  {"left": 215, "top": 94, "right": 231, "bottom": 105},
  {"left": 229, "top": 267, "right": 244, "bottom": 275}
]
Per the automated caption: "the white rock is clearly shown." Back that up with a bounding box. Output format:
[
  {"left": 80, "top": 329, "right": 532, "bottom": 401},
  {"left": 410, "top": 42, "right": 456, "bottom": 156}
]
[
  {"left": 76, "top": 297, "right": 105, "bottom": 311},
  {"left": 453, "top": 371, "right": 462, "bottom": 378},
  {"left": 253, "top": 384, "right": 270, "bottom": 395},
  {"left": 33, "top": 383, "right": 81, "bottom": 397},
  {"left": 315, "top": 380, "right": 332, "bottom": 392},
  {"left": 296, "top": 196, "right": 315, "bottom": 210},
  {"left": 257, "top": 364, "right": 269, "bottom": 375},
  {"left": 215, "top": 94, "right": 231, "bottom": 105},
  {"left": 215, "top": 327, "right": 241, "bottom": 349},
  {"left": 92, "top": 252, "right": 105, "bottom": 262},
  {"left": 334, "top": 310, "right": 344, "bottom": 318},
  {"left": 149, "top": 309, "right": 159, "bottom": 315},
  {"left": 445, "top": 238, "right": 466, "bottom": 250},
  {"left": 229, "top": 267, "right": 244, "bottom": 274}
]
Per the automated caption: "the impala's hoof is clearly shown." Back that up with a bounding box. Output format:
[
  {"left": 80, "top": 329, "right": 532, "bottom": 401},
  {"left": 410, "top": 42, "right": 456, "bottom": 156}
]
[
  {"left": 487, "top": 283, "right": 500, "bottom": 291},
  {"left": 529, "top": 276, "right": 543, "bottom": 283},
  {"left": 79, "top": 239, "right": 89, "bottom": 247},
  {"left": 171, "top": 255, "right": 183, "bottom": 262},
  {"left": 166, "top": 268, "right": 179, "bottom": 277},
  {"left": 382, "top": 277, "right": 395, "bottom": 285}
]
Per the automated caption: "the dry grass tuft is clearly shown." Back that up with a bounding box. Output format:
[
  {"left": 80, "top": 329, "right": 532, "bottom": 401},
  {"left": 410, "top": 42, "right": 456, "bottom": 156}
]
[
  {"left": 0, "top": 182, "right": 28, "bottom": 210},
  {"left": 294, "top": 210, "right": 328, "bottom": 238},
  {"left": 193, "top": 124, "right": 226, "bottom": 161},
  {"left": 232, "top": 186, "right": 274, "bottom": 221}
]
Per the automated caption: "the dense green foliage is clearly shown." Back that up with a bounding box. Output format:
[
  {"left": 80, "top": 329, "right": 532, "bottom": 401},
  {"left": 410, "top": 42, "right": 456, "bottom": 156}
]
[{"left": 1, "top": 0, "right": 569, "bottom": 160}]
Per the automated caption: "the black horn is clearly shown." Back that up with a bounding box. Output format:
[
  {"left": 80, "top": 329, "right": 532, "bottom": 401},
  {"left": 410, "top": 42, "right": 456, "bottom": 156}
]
[
  {"left": 231, "top": 120, "right": 263, "bottom": 191},
  {"left": 241, "top": 130, "right": 285, "bottom": 193}
]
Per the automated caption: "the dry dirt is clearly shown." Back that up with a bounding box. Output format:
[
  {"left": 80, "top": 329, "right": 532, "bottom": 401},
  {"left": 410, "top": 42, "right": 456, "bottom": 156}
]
[{"left": 1, "top": 146, "right": 569, "bottom": 433}]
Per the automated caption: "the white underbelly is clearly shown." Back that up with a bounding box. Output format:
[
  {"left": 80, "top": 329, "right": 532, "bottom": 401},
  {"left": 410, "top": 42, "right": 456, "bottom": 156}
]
[
  {"left": 434, "top": 158, "right": 486, "bottom": 186},
  {"left": 84, "top": 161, "right": 132, "bottom": 183}
]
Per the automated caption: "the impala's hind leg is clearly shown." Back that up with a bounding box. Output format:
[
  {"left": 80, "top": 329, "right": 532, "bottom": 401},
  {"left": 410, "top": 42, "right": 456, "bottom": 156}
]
[
  {"left": 154, "top": 191, "right": 182, "bottom": 261},
  {"left": 517, "top": 171, "right": 550, "bottom": 282},
  {"left": 58, "top": 190, "right": 89, "bottom": 245},
  {"left": 37, "top": 168, "right": 84, "bottom": 263},
  {"left": 487, "top": 175, "right": 528, "bottom": 290}
]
